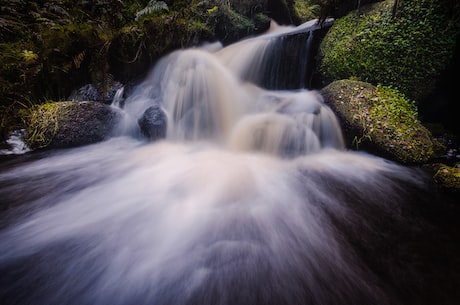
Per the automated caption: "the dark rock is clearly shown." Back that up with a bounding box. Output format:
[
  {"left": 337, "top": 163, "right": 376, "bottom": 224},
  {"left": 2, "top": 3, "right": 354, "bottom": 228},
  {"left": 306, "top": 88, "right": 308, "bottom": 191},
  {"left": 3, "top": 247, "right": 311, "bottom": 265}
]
[
  {"left": 69, "top": 82, "right": 124, "bottom": 104},
  {"left": 25, "top": 101, "right": 123, "bottom": 149},
  {"left": 138, "top": 105, "right": 167, "bottom": 141}
]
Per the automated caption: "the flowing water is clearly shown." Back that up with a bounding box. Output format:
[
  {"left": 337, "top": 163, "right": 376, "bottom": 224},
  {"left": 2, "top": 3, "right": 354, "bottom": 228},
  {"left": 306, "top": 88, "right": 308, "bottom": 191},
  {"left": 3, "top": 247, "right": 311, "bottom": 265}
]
[{"left": 1, "top": 21, "right": 459, "bottom": 305}]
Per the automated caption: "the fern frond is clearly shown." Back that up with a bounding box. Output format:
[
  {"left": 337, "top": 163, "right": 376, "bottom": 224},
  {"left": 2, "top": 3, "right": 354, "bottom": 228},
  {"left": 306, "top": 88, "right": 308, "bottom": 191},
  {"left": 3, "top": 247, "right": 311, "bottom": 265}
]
[
  {"left": 73, "top": 51, "right": 86, "bottom": 69},
  {"left": 0, "top": 17, "right": 21, "bottom": 33},
  {"left": 43, "top": 3, "right": 72, "bottom": 24},
  {"left": 135, "top": 1, "right": 169, "bottom": 21}
]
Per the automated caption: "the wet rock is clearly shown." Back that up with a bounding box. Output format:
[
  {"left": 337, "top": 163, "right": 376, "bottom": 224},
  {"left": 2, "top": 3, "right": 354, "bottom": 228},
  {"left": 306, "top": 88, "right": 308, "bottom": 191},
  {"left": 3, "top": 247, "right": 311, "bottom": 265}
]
[
  {"left": 25, "top": 101, "right": 123, "bottom": 149},
  {"left": 433, "top": 164, "right": 460, "bottom": 193},
  {"left": 138, "top": 105, "right": 167, "bottom": 141},
  {"left": 69, "top": 82, "right": 124, "bottom": 104},
  {"left": 321, "top": 79, "right": 434, "bottom": 164}
]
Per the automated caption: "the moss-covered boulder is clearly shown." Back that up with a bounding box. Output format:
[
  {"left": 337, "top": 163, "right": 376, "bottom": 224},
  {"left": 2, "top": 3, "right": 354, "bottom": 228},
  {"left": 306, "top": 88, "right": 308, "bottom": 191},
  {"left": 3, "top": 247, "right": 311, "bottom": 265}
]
[
  {"left": 433, "top": 164, "right": 460, "bottom": 193},
  {"left": 24, "top": 101, "right": 122, "bottom": 149},
  {"left": 318, "top": 0, "right": 459, "bottom": 101},
  {"left": 321, "top": 80, "right": 434, "bottom": 164}
]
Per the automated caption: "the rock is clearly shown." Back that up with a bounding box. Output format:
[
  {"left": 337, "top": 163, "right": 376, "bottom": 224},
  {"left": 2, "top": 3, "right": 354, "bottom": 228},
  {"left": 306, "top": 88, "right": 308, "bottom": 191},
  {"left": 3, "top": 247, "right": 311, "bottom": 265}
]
[
  {"left": 69, "top": 82, "right": 124, "bottom": 104},
  {"left": 321, "top": 80, "right": 434, "bottom": 164},
  {"left": 138, "top": 105, "right": 167, "bottom": 141},
  {"left": 24, "top": 101, "right": 122, "bottom": 149},
  {"left": 317, "top": 0, "right": 458, "bottom": 101},
  {"left": 433, "top": 164, "right": 460, "bottom": 193}
]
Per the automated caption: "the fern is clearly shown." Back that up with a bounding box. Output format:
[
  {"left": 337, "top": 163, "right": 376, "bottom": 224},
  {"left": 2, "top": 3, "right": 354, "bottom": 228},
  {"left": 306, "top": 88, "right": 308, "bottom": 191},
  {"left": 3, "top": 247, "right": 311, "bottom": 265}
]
[
  {"left": 135, "top": 1, "right": 169, "bottom": 21},
  {"left": 73, "top": 50, "right": 86, "bottom": 69}
]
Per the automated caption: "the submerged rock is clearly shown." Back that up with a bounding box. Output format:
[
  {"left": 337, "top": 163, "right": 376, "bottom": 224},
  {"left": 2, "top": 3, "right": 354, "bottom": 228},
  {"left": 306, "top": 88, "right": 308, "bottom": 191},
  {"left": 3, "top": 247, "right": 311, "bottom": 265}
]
[
  {"left": 24, "top": 101, "right": 122, "bottom": 149},
  {"left": 138, "top": 105, "right": 167, "bottom": 141},
  {"left": 321, "top": 80, "right": 434, "bottom": 164}
]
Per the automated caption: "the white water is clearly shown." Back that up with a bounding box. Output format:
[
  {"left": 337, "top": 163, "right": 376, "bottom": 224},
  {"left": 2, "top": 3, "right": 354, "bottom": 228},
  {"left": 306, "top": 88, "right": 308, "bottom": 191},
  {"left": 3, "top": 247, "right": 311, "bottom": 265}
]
[
  {"left": 0, "top": 20, "right": 435, "bottom": 305},
  {"left": 0, "top": 129, "right": 30, "bottom": 155}
]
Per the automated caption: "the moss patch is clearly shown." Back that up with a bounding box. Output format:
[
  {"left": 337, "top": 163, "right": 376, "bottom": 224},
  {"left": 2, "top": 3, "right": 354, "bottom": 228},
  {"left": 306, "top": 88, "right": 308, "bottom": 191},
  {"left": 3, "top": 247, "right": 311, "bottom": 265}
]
[
  {"left": 318, "top": 0, "right": 459, "bottom": 101},
  {"left": 434, "top": 164, "right": 460, "bottom": 191},
  {"left": 322, "top": 79, "right": 434, "bottom": 164}
]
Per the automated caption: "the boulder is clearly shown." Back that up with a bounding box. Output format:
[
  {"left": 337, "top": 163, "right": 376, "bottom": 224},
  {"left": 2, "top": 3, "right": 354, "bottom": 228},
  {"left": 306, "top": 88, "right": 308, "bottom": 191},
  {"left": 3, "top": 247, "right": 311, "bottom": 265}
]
[
  {"left": 433, "top": 164, "right": 460, "bottom": 193},
  {"left": 25, "top": 101, "right": 122, "bottom": 149},
  {"left": 317, "top": 0, "right": 458, "bottom": 101},
  {"left": 69, "top": 82, "right": 124, "bottom": 104},
  {"left": 321, "top": 80, "right": 434, "bottom": 164},
  {"left": 138, "top": 105, "right": 167, "bottom": 141}
]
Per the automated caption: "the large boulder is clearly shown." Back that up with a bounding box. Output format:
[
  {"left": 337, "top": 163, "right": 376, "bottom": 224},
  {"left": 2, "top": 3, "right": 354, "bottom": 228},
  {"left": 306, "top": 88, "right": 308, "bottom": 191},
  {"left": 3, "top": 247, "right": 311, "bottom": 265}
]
[
  {"left": 317, "top": 0, "right": 458, "bottom": 102},
  {"left": 24, "top": 101, "right": 122, "bottom": 149},
  {"left": 321, "top": 80, "right": 435, "bottom": 164}
]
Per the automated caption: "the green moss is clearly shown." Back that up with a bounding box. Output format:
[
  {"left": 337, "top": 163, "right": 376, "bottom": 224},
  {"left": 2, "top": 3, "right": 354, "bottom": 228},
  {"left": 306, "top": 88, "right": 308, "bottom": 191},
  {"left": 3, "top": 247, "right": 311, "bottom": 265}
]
[
  {"left": 318, "top": 0, "right": 458, "bottom": 101},
  {"left": 434, "top": 164, "right": 460, "bottom": 190}
]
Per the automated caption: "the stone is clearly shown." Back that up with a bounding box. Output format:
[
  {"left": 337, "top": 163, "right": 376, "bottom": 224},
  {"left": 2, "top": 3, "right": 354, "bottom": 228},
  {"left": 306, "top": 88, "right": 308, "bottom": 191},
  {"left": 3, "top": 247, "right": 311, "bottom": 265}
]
[
  {"left": 138, "top": 105, "right": 167, "bottom": 141},
  {"left": 25, "top": 101, "right": 123, "bottom": 149},
  {"left": 321, "top": 80, "right": 434, "bottom": 164}
]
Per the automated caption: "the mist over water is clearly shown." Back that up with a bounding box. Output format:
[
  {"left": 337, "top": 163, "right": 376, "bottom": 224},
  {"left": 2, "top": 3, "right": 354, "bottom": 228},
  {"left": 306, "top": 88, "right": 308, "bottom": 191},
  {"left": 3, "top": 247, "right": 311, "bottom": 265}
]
[{"left": 0, "top": 20, "right": 459, "bottom": 305}]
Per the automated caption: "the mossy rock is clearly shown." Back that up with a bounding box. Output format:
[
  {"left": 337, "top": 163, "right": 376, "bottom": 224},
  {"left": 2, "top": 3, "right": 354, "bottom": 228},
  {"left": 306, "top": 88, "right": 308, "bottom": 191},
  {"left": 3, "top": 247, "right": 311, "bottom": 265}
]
[
  {"left": 433, "top": 164, "right": 460, "bottom": 192},
  {"left": 318, "top": 0, "right": 458, "bottom": 101},
  {"left": 24, "top": 101, "right": 122, "bottom": 149},
  {"left": 321, "top": 80, "right": 434, "bottom": 164}
]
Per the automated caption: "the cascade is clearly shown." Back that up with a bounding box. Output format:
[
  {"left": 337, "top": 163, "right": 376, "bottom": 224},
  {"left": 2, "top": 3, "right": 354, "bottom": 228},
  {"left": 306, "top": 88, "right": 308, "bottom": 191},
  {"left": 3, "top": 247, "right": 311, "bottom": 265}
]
[
  {"left": 120, "top": 18, "right": 342, "bottom": 155},
  {"left": 0, "top": 19, "right": 458, "bottom": 305}
]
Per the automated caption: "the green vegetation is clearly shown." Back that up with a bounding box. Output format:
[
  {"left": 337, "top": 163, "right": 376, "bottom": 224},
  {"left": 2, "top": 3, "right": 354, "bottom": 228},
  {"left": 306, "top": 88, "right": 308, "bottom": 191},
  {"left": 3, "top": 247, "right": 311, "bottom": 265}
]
[
  {"left": 318, "top": 0, "right": 459, "bottom": 101},
  {"left": 135, "top": 1, "right": 169, "bottom": 21},
  {"left": 0, "top": 0, "right": 272, "bottom": 138},
  {"left": 322, "top": 79, "right": 434, "bottom": 164},
  {"left": 434, "top": 164, "right": 460, "bottom": 191},
  {"left": 24, "top": 102, "right": 61, "bottom": 149},
  {"left": 293, "top": 1, "right": 321, "bottom": 23}
]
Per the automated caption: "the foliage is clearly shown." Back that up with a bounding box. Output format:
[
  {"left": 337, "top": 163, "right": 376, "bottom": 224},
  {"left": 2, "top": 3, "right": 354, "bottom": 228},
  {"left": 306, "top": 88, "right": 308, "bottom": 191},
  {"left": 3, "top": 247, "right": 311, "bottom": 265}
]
[
  {"left": 24, "top": 101, "right": 60, "bottom": 149},
  {"left": 293, "top": 1, "right": 321, "bottom": 23},
  {"left": 0, "top": 0, "right": 274, "bottom": 139},
  {"left": 318, "top": 0, "right": 459, "bottom": 101},
  {"left": 227, "top": 0, "right": 266, "bottom": 17},
  {"left": 135, "top": 1, "right": 169, "bottom": 21}
]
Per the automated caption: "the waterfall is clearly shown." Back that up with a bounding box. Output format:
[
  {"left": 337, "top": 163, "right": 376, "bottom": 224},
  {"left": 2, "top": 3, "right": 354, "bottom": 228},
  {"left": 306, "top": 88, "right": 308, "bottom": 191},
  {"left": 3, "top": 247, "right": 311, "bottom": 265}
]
[
  {"left": 0, "top": 19, "right": 457, "bottom": 305},
  {"left": 216, "top": 19, "right": 329, "bottom": 89},
  {"left": 121, "top": 19, "right": 343, "bottom": 155}
]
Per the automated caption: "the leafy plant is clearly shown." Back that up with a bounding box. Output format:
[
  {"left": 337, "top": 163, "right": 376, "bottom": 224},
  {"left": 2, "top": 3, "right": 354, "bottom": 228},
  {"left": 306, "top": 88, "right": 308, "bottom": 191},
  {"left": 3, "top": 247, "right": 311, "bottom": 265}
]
[
  {"left": 293, "top": 1, "right": 321, "bottom": 22},
  {"left": 135, "top": 1, "right": 169, "bottom": 21},
  {"left": 21, "top": 50, "right": 38, "bottom": 62}
]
